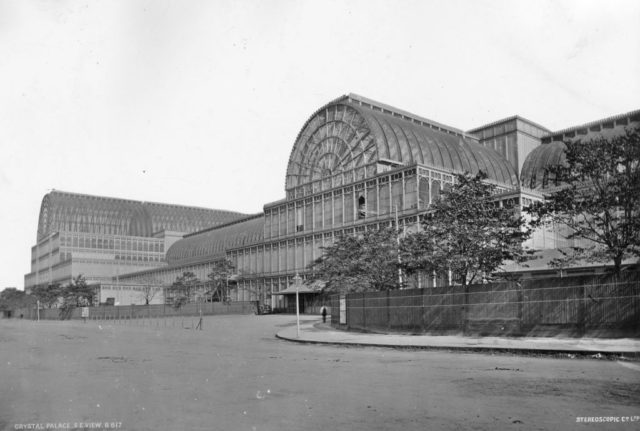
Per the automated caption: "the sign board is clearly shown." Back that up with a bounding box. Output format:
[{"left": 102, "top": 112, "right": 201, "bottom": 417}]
[
  {"left": 339, "top": 296, "right": 346, "bottom": 324},
  {"left": 81, "top": 307, "right": 89, "bottom": 318}
]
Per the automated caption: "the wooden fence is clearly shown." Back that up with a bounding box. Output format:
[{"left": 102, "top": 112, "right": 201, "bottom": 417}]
[
  {"left": 331, "top": 272, "right": 640, "bottom": 338},
  {"left": 14, "top": 301, "right": 258, "bottom": 321}
]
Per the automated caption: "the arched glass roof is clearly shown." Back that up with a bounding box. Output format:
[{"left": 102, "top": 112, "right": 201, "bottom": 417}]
[
  {"left": 520, "top": 141, "right": 566, "bottom": 190},
  {"left": 285, "top": 94, "right": 518, "bottom": 190},
  {"left": 37, "top": 191, "right": 247, "bottom": 241},
  {"left": 521, "top": 117, "right": 639, "bottom": 190},
  {"left": 166, "top": 215, "right": 264, "bottom": 266}
]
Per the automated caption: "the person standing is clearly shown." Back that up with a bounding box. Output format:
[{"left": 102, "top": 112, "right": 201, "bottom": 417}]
[{"left": 320, "top": 305, "right": 327, "bottom": 323}]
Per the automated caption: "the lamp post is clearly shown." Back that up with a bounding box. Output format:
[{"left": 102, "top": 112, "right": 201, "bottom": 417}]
[{"left": 292, "top": 273, "right": 302, "bottom": 338}]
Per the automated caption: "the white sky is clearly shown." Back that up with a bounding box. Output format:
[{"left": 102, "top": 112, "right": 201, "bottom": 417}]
[{"left": 1, "top": 0, "right": 639, "bottom": 289}]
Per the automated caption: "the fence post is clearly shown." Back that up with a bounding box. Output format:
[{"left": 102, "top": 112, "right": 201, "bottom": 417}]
[
  {"left": 345, "top": 294, "right": 349, "bottom": 330},
  {"left": 578, "top": 284, "right": 586, "bottom": 336},
  {"left": 463, "top": 284, "right": 469, "bottom": 335},
  {"left": 361, "top": 293, "right": 366, "bottom": 331},
  {"left": 422, "top": 287, "right": 427, "bottom": 333},
  {"left": 386, "top": 290, "right": 391, "bottom": 331},
  {"left": 517, "top": 281, "right": 524, "bottom": 335}
]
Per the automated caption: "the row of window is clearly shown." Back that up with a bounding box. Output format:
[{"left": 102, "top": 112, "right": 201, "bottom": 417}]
[
  {"left": 286, "top": 163, "right": 378, "bottom": 199},
  {"left": 114, "top": 254, "right": 164, "bottom": 263},
  {"left": 58, "top": 234, "right": 165, "bottom": 253},
  {"left": 233, "top": 218, "right": 418, "bottom": 276},
  {"left": 265, "top": 171, "right": 451, "bottom": 239}
]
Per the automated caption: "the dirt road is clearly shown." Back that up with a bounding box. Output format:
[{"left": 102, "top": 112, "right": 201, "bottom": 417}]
[{"left": 1, "top": 315, "right": 638, "bottom": 430}]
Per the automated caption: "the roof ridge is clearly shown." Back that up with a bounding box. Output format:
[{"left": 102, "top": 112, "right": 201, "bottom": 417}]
[
  {"left": 183, "top": 213, "right": 264, "bottom": 238},
  {"left": 543, "top": 108, "right": 640, "bottom": 138},
  {"left": 46, "top": 189, "right": 246, "bottom": 215},
  {"left": 346, "top": 93, "right": 471, "bottom": 138},
  {"left": 467, "top": 115, "right": 550, "bottom": 133}
]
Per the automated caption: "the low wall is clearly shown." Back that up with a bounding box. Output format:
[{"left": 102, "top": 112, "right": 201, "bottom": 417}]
[
  {"left": 331, "top": 272, "right": 640, "bottom": 338},
  {"left": 14, "top": 301, "right": 257, "bottom": 320}
]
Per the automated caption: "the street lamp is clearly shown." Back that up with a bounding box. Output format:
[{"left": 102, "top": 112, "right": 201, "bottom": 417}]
[{"left": 292, "top": 273, "right": 302, "bottom": 338}]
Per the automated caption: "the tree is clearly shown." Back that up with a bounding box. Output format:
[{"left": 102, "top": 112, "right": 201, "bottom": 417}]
[
  {"left": 528, "top": 126, "right": 640, "bottom": 273},
  {"left": 137, "top": 275, "right": 163, "bottom": 305},
  {"left": 402, "top": 172, "right": 533, "bottom": 285},
  {"left": 169, "top": 272, "right": 200, "bottom": 308},
  {"left": 308, "top": 227, "right": 402, "bottom": 294},
  {"left": 207, "top": 259, "right": 235, "bottom": 302},
  {"left": 61, "top": 275, "right": 95, "bottom": 307},
  {"left": 30, "top": 284, "right": 62, "bottom": 308},
  {"left": 0, "top": 288, "right": 36, "bottom": 312}
]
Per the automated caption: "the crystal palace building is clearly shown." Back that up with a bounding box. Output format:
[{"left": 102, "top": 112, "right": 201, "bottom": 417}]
[{"left": 24, "top": 94, "right": 640, "bottom": 310}]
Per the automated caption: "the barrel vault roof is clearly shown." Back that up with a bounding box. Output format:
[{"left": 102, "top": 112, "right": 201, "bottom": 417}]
[
  {"left": 37, "top": 190, "right": 247, "bottom": 241},
  {"left": 165, "top": 214, "right": 265, "bottom": 266},
  {"left": 285, "top": 94, "right": 519, "bottom": 190}
]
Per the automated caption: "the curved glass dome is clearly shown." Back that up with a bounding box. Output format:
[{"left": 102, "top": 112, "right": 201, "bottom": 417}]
[
  {"left": 520, "top": 141, "right": 567, "bottom": 190},
  {"left": 285, "top": 94, "right": 518, "bottom": 190}
]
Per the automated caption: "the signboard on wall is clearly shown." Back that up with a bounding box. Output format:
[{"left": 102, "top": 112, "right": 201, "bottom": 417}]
[{"left": 339, "top": 296, "right": 346, "bottom": 324}]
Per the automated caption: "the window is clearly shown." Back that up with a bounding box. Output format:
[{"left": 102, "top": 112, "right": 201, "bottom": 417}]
[
  {"left": 314, "top": 198, "right": 323, "bottom": 229},
  {"left": 432, "top": 180, "right": 441, "bottom": 201},
  {"left": 357, "top": 195, "right": 366, "bottom": 219},
  {"left": 333, "top": 191, "right": 343, "bottom": 226},
  {"left": 366, "top": 183, "right": 377, "bottom": 217},
  {"left": 296, "top": 206, "right": 304, "bottom": 232},
  {"left": 323, "top": 195, "right": 332, "bottom": 228},
  {"left": 344, "top": 191, "right": 354, "bottom": 222},
  {"left": 304, "top": 200, "right": 313, "bottom": 232},
  {"left": 287, "top": 205, "right": 295, "bottom": 235},
  {"left": 279, "top": 208, "right": 287, "bottom": 237},
  {"left": 379, "top": 182, "right": 390, "bottom": 214},
  {"left": 391, "top": 178, "right": 403, "bottom": 211}
]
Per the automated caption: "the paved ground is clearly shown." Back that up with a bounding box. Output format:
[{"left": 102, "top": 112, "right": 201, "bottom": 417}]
[
  {"left": 277, "top": 320, "right": 640, "bottom": 357},
  {"left": 1, "top": 315, "right": 639, "bottom": 431}
]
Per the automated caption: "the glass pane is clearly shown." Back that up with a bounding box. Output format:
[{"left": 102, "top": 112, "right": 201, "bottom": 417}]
[
  {"left": 288, "top": 207, "right": 295, "bottom": 234},
  {"left": 379, "top": 184, "right": 390, "bottom": 214},
  {"left": 391, "top": 180, "right": 403, "bottom": 212},
  {"left": 305, "top": 203, "right": 313, "bottom": 232},
  {"left": 405, "top": 176, "right": 417, "bottom": 210},
  {"left": 323, "top": 198, "right": 332, "bottom": 228},
  {"left": 432, "top": 180, "right": 441, "bottom": 201},
  {"left": 344, "top": 193, "right": 354, "bottom": 222},
  {"left": 419, "top": 177, "right": 429, "bottom": 208},
  {"left": 314, "top": 201, "right": 323, "bottom": 229},
  {"left": 279, "top": 210, "right": 286, "bottom": 237},
  {"left": 366, "top": 186, "right": 377, "bottom": 217},
  {"left": 295, "top": 242, "right": 304, "bottom": 271},
  {"left": 333, "top": 196, "right": 343, "bottom": 226}
]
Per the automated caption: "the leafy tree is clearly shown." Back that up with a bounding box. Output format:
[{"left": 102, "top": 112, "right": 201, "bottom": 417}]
[
  {"left": 308, "top": 227, "right": 402, "bottom": 294},
  {"left": 169, "top": 271, "right": 200, "bottom": 308},
  {"left": 0, "top": 288, "right": 36, "bottom": 312},
  {"left": 61, "top": 275, "right": 95, "bottom": 307},
  {"left": 528, "top": 126, "right": 640, "bottom": 273},
  {"left": 30, "top": 284, "right": 62, "bottom": 308},
  {"left": 402, "top": 172, "right": 533, "bottom": 285},
  {"left": 207, "top": 259, "right": 235, "bottom": 302}
]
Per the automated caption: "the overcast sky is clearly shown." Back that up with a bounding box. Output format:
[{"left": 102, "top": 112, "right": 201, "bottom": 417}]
[{"left": 1, "top": 0, "right": 639, "bottom": 289}]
